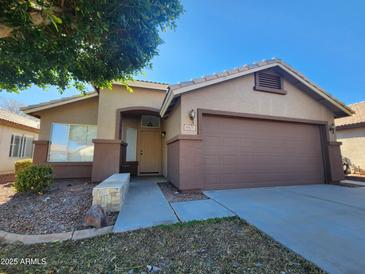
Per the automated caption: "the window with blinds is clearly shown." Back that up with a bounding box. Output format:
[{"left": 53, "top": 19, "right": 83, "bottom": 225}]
[{"left": 9, "top": 135, "right": 34, "bottom": 158}]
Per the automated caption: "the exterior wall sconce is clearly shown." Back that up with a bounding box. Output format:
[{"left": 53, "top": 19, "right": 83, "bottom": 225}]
[
  {"left": 189, "top": 109, "right": 196, "bottom": 121},
  {"left": 161, "top": 131, "right": 166, "bottom": 137},
  {"left": 329, "top": 123, "right": 335, "bottom": 134}
]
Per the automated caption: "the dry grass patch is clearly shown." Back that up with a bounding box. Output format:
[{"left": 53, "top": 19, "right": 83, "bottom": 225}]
[{"left": 0, "top": 217, "right": 324, "bottom": 274}]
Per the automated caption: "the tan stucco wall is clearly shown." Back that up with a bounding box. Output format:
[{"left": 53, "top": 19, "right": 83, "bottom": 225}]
[
  {"left": 163, "top": 100, "right": 181, "bottom": 140},
  {"left": 162, "top": 100, "right": 181, "bottom": 176},
  {"left": 337, "top": 127, "right": 365, "bottom": 172},
  {"left": 179, "top": 74, "right": 336, "bottom": 141},
  {"left": 97, "top": 85, "right": 166, "bottom": 139},
  {"left": 36, "top": 96, "right": 99, "bottom": 140},
  {"left": 0, "top": 125, "right": 38, "bottom": 174}
]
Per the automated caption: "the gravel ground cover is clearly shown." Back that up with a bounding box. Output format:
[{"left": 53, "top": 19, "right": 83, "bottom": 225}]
[
  {"left": 0, "top": 217, "right": 324, "bottom": 274},
  {"left": 0, "top": 179, "right": 106, "bottom": 234},
  {"left": 158, "top": 182, "right": 208, "bottom": 202}
]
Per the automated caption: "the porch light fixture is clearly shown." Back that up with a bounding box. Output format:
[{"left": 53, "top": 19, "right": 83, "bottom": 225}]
[
  {"left": 189, "top": 109, "right": 195, "bottom": 121},
  {"left": 329, "top": 123, "right": 335, "bottom": 134},
  {"left": 161, "top": 131, "right": 166, "bottom": 137}
]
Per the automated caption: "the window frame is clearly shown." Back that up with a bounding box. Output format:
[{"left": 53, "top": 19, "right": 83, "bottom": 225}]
[
  {"left": 48, "top": 122, "right": 97, "bottom": 162},
  {"left": 9, "top": 134, "right": 34, "bottom": 158},
  {"left": 140, "top": 115, "right": 161, "bottom": 129},
  {"left": 23, "top": 136, "right": 34, "bottom": 158}
]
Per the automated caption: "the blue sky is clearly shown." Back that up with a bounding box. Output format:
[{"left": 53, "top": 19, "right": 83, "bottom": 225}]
[{"left": 1, "top": 0, "right": 364, "bottom": 106}]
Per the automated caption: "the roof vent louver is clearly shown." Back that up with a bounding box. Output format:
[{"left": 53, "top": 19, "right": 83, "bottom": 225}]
[{"left": 254, "top": 71, "right": 286, "bottom": 95}]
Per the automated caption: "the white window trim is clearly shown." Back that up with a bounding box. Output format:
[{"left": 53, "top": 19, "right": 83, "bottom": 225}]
[{"left": 9, "top": 134, "right": 34, "bottom": 158}]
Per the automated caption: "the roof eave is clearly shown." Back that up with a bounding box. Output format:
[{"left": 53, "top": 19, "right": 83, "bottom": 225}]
[
  {"left": 21, "top": 92, "right": 98, "bottom": 115},
  {"left": 0, "top": 118, "right": 39, "bottom": 133},
  {"left": 112, "top": 80, "right": 168, "bottom": 91},
  {"left": 161, "top": 62, "right": 353, "bottom": 118}
]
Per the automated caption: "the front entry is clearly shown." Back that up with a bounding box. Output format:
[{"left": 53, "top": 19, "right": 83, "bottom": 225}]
[
  {"left": 139, "top": 129, "right": 161, "bottom": 174},
  {"left": 119, "top": 111, "right": 162, "bottom": 176}
]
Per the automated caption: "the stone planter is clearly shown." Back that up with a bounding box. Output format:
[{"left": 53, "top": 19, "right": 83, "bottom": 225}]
[{"left": 92, "top": 173, "right": 130, "bottom": 212}]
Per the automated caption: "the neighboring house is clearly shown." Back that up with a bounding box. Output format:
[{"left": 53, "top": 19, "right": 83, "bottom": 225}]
[
  {"left": 336, "top": 101, "right": 365, "bottom": 174},
  {"left": 22, "top": 58, "right": 352, "bottom": 190},
  {"left": 0, "top": 109, "right": 39, "bottom": 183}
]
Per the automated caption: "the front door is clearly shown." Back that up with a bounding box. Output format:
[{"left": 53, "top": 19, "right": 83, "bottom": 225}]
[{"left": 139, "top": 129, "right": 161, "bottom": 175}]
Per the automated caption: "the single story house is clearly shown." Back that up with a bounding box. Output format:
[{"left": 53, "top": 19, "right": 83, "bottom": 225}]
[
  {"left": 0, "top": 109, "right": 39, "bottom": 183},
  {"left": 336, "top": 101, "right": 365, "bottom": 174},
  {"left": 22, "top": 58, "right": 352, "bottom": 190}
]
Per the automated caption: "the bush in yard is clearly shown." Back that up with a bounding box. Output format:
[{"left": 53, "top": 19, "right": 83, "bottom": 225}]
[
  {"left": 14, "top": 165, "right": 53, "bottom": 194},
  {"left": 14, "top": 159, "right": 33, "bottom": 175}
]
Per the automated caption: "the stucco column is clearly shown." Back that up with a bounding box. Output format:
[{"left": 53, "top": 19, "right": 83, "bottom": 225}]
[
  {"left": 33, "top": 140, "right": 49, "bottom": 164},
  {"left": 328, "top": 141, "right": 345, "bottom": 182},
  {"left": 92, "top": 139, "right": 121, "bottom": 182},
  {"left": 167, "top": 135, "right": 204, "bottom": 191}
]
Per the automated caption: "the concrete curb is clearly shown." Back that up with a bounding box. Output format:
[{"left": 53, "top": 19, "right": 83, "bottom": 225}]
[
  {"left": 0, "top": 226, "right": 113, "bottom": 245},
  {"left": 71, "top": 226, "right": 113, "bottom": 241}
]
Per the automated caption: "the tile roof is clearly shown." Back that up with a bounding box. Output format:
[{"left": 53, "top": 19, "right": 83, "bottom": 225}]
[
  {"left": 168, "top": 60, "right": 274, "bottom": 90},
  {"left": 169, "top": 58, "right": 333, "bottom": 98},
  {"left": 336, "top": 101, "right": 365, "bottom": 127},
  {"left": 22, "top": 80, "right": 168, "bottom": 115},
  {"left": 130, "top": 79, "right": 169, "bottom": 86},
  {"left": 163, "top": 58, "right": 352, "bottom": 117},
  {"left": 0, "top": 108, "right": 39, "bottom": 129},
  {"left": 21, "top": 91, "right": 98, "bottom": 113}
]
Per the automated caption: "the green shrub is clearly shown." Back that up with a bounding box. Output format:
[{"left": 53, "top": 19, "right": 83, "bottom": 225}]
[
  {"left": 14, "top": 165, "right": 53, "bottom": 193},
  {"left": 14, "top": 159, "right": 33, "bottom": 175}
]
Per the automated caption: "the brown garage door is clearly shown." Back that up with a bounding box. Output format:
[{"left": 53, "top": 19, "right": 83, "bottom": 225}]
[{"left": 203, "top": 115, "right": 325, "bottom": 189}]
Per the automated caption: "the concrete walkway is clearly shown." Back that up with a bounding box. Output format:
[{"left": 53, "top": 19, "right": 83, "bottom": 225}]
[
  {"left": 113, "top": 177, "right": 236, "bottom": 232},
  {"left": 171, "top": 199, "right": 234, "bottom": 222},
  {"left": 113, "top": 177, "right": 178, "bottom": 233},
  {"left": 204, "top": 184, "right": 365, "bottom": 274}
]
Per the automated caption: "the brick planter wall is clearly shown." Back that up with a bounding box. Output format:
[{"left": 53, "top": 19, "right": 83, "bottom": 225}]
[{"left": 0, "top": 173, "right": 15, "bottom": 184}]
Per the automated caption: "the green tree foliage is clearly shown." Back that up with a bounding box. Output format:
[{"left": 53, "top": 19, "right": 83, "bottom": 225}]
[{"left": 0, "top": 0, "right": 183, "bottom": 93}]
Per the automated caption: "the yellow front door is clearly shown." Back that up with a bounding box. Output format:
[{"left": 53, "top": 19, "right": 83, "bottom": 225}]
[{"left": 139, "top": 129, "right": 161, "bottom": 175}]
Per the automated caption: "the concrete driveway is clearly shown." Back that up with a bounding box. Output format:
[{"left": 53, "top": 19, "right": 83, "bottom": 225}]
[{"left": 204, "top": 184, "right": 365, "bottom": 274}]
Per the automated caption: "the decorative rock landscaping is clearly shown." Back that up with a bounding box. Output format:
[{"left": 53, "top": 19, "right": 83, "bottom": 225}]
[
  {"left": 158, "top": 182, "right": 207, "bottom": 202},
  {"left": 0, "top": 174, "right": 134, "bottom": 244},
  {"left": 0, "top": 179, "right": 118, "bottom": 234},
  {"left": 84, "top": 205, "right": 108, "bottom": 228}
]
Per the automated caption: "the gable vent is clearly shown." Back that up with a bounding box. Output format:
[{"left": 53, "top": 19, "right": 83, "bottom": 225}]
[{"left": 254, "top": 72, "right": 286, "bottom": 94}]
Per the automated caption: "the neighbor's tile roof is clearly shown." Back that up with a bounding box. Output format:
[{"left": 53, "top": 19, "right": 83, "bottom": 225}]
[
  {"left": 336, "top": 101, "right": 365, "bottom": 127},
  {"left": 0, "top": 108, "right": 39, "bottom": 129}
]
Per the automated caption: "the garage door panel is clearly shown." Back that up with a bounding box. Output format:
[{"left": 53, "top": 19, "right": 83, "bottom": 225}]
[
  {"left": 222, "top": 172, "right": 321, "bottom": 186},
  {"left": 205, "top": 156, "right": 324, "bottom": 174},
  {"left": 208, "top": 165, "right": 323, "bottom": 177},
  {"left": 202, "top": 115, "right": 325, "bottom": 189}
]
